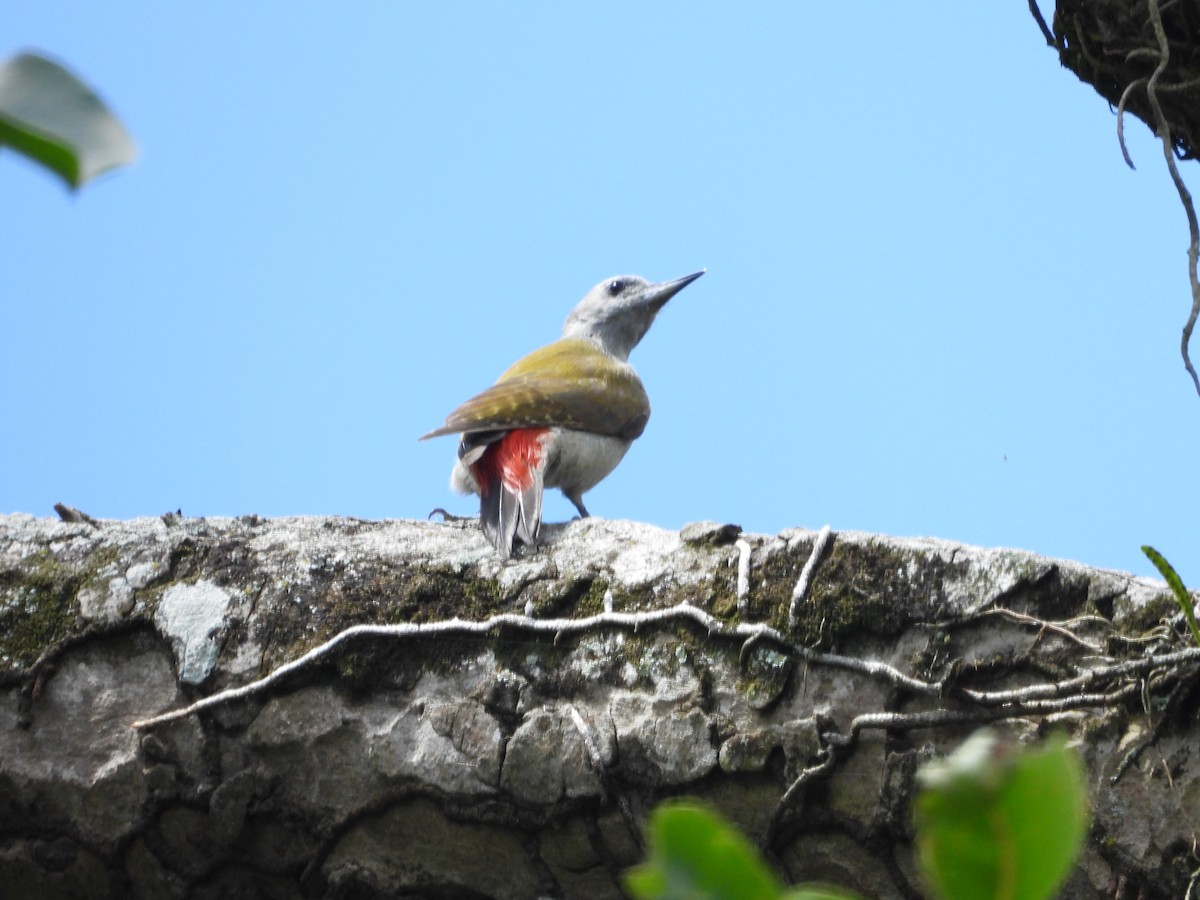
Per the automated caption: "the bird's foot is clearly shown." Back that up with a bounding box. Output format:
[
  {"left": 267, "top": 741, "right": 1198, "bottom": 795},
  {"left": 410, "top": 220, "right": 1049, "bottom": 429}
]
[{"left": 428, "top": 508, "right": 475, "bottom": 523}]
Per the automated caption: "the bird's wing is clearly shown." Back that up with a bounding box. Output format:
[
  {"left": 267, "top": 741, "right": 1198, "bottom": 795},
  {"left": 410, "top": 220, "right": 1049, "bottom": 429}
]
[{"left": 419, "top": 340, "right": 650, "bottom": 441}]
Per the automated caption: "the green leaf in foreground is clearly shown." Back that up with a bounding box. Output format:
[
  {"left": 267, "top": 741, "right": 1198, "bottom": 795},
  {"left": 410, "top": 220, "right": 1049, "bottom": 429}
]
[
  {"left": 0, "top": 51, "right": 136, "bottom": 188},
  {"left": 782, "top": 888, "right": 860, "bottom": 900},
  {"left": 624, "top": 801, "right": 859, "bottom": 900},
  {"left": 624, "top": 802, "right": 783, "bottom": 900},
  {"left": 1142, "top": 545, "right": 1200, "bottom": 647},
  {"left": 915, "top": 730, "right": 1089, "bottom": 900}
]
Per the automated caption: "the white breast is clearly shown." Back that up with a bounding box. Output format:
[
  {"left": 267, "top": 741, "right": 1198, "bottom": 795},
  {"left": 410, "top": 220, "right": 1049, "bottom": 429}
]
[{"left": 543, "top": 428, "right": 633, "bottom": 495}]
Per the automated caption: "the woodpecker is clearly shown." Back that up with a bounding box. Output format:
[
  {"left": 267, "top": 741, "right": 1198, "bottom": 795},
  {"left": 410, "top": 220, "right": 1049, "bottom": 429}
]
[{"left": 421, "top": 270, "right": 704, "bottom": 558}]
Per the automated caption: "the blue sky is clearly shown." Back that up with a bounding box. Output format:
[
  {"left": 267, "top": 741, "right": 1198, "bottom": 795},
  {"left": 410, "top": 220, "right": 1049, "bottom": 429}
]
[{"left": 5, "top": 4, "right": 1199, "bottom": 580}]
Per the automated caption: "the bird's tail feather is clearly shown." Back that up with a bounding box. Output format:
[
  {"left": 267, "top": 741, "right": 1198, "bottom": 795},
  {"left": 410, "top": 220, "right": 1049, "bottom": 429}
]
[{"left": 473, "top": 428, "right": 548, "bottom": 558}]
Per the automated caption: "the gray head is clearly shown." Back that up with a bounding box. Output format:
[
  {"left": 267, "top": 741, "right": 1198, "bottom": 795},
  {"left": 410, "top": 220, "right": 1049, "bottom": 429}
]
[{"left": 561, "top": 270, "right": 704, "bottom": 361}]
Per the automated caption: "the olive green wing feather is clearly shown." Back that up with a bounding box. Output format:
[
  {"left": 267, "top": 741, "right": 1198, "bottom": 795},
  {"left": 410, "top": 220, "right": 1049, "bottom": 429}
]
[{"left": 420, "top": 340, "right": 650, "bottom": 441}]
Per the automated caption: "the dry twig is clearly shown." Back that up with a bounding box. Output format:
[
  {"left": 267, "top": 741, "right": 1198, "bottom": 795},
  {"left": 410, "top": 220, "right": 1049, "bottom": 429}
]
[
  {"left": 130, "top": 595, "right": 1200, "bottom": 731},
  {"left": 1144, "top": 0, "right": 1200, "bottom": 396},
  {"left": 1028, "top": 0, "right": 1056, "bottom": 47},
  {"left": 789, "top": 525, "right": 832, "bottom": 628},
  {"left": 735, "top": 538, "right": 752, "bottom": 615}
]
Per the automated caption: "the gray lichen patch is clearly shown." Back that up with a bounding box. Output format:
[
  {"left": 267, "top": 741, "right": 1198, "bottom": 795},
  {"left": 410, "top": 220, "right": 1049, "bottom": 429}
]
[
  {"left": 154, "top": 580, "right": 233, "bottom": 684},
  {"left": 736, "top": 645, "right": 793, "bottom": 710}
]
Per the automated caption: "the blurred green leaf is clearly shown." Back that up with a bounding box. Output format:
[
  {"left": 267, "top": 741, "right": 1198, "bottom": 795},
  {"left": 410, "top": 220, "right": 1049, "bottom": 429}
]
[
  {"left": 624, "top": 802, "right": 784, "bottom": 900},
  {"left": 781, "top": 888, "right": 860, "bottom": 900},
  {"left": 624, "top": 801, "right": 860, "bottom": 900},
  {"left": 915, "top": 730, "right": 1089, "bottom": 900},
  {"left": 1142, "top": 546, "right": 1200, "bottom": 647},
  {"left": 0, "top": 50, "right": 135, "bottom": 188}
]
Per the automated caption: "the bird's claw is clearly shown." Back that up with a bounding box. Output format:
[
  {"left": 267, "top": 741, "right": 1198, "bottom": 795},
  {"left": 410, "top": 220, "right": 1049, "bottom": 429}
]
[{"left": 428, "top": 508, "right": 475, "bottom": 523}]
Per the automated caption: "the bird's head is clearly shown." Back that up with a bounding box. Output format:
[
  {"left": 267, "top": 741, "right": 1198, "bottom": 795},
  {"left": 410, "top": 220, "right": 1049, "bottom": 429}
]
[{"left": 561, "top": 270, "right": 704, "bottom": 361}]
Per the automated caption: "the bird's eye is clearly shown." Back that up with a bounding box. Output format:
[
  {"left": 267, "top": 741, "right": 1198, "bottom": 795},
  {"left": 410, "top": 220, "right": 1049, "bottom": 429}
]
[{"left": 608, "top": 280, "right": 625, "bottom": 296}]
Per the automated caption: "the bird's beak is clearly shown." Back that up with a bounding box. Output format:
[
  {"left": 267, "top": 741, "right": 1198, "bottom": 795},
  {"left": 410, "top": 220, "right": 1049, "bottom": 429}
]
[{"left": 641, "top": 269, "right": 705, "bottom": 312}]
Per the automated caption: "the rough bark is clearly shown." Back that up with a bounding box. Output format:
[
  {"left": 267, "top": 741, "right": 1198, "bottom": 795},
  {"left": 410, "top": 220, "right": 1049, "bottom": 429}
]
[{"left": 1, "top": 512, "right": 1197, "bottom": 899}]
